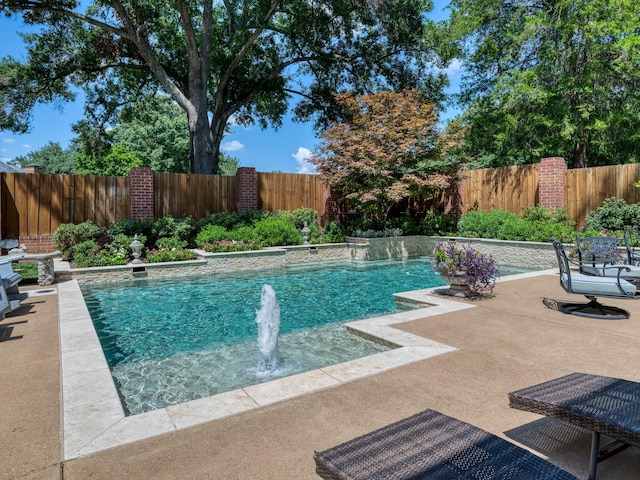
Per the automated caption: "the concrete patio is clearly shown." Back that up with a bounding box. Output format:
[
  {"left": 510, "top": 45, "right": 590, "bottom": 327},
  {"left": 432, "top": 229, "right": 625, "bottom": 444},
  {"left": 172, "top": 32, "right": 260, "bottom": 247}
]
[{"left": 2, "top": 271, "right": 640, "bottom": 479}]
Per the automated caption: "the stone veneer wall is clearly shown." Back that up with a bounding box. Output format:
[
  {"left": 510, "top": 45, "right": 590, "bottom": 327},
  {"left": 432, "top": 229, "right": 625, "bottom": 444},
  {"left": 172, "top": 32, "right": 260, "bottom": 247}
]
[{"left": 60, "top": 236, "right": 556, "bottom": 284}]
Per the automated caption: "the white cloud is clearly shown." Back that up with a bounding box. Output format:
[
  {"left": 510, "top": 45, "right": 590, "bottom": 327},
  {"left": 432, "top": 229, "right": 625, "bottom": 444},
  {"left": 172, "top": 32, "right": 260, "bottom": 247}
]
[
  {"left": 221, "top": 140, "right": 244, "bottom": 152},
  {"left": 292, "top": 147, "right": 316, "bottom": 174},
  {"left": 443, "top": 58, "right": 463, "bottom": 77},
  {"left": 22, "top": 143, "right": 32, "bottom": 150},
  {"left": 2, "top": 138, "right": 15, "bottom": 144}
]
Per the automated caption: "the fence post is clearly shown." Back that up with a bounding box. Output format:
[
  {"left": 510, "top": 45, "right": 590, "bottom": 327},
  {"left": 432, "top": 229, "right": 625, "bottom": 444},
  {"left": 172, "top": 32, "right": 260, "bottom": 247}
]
[
  {"left": 236, "top": 167, "right": 258, "bottom": 211},
  {"left": 129, "top": 167, "right": 155, "bottom": 220},
  {"left": 539, "top": 157, "right": 567, "bottom": 209}
]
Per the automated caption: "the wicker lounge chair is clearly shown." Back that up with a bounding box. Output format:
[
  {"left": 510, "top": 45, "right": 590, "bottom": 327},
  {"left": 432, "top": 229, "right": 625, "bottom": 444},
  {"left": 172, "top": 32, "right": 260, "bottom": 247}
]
[
  {"left": 548, "top": 240, "right": 640, "bottom": 319},
  {"left": 509, "top": 372, "right": 640, "bottom": 480},
  {"left": 314, "top": 409, "right": 579, "bottom": 479}
]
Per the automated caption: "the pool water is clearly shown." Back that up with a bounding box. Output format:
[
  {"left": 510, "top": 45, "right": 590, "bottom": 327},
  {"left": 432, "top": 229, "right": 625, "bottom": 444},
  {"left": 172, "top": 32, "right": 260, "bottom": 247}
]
[{"left": 81, "top": 258, "right": 531, "bottom": 414}]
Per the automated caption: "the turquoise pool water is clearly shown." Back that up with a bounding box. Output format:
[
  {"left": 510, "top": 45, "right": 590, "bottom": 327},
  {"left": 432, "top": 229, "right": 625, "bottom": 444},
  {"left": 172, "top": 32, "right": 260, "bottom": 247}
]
[{"left": 80, "top": 258, "right": 532, "bottom": 414}]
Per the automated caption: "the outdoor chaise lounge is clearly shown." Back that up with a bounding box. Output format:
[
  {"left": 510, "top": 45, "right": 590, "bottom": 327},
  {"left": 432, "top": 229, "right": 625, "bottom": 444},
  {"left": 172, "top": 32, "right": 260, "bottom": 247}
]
[
  {"left": 509, "top": 372, "right": 640, "bottom": 480},
  {"left": 548, "top": 240, "right": 640, "bottom": 319},
  {"left": 314, "top": 409, "right": 579, "bottom": 479}
]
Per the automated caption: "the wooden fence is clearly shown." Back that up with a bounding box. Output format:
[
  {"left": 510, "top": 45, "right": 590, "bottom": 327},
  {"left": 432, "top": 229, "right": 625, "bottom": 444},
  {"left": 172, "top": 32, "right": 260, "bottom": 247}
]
[
  {"left": 4, "top": 162, "right": 640, "bottom": 252},
  {"left": 154, "top": 172, "right": 238, "bottom": 219},
  {"left": 0, "top": 172, "right": 129, "bottom": 240},
  {"left": 462, "top": 164, "right": 539, "bottom": 214}
]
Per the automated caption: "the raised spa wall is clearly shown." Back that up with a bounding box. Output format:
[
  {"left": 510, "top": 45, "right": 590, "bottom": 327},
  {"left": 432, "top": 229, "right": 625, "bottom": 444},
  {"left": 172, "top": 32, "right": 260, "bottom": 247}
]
[{"left": 55, "top": 236, "right": 558, "bottom": 285}]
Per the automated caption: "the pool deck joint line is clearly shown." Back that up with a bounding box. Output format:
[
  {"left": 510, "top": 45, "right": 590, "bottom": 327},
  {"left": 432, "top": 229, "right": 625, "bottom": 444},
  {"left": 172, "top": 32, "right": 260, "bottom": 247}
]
[{"left": 58, "top": 269, "right": 551, "bottom": 460}]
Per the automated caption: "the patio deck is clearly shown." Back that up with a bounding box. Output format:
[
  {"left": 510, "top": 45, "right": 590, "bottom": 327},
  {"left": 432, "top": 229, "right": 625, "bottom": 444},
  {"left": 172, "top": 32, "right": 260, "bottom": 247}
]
[{"left": 2, "top": 271, "right": 640, "bottom": 479}]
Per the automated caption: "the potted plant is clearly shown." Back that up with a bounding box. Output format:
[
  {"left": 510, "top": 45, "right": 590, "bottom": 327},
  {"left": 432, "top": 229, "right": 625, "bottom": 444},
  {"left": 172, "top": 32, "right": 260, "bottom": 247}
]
[{"left": 432, "top": 242, "right": 500, "bottom": 297}]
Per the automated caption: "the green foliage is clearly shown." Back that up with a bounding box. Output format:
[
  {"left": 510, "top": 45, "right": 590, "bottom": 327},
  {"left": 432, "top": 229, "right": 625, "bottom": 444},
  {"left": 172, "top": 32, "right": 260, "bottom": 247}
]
[
  {"left": 253, "top": 218, "right": 303, "bottom": 247},
  {"left": 72, "top": 241, "right": 129, "bottom": 267},
  {"left": 146, "top": 246, "right": 197, "bottom": 263},
  {"left": 419, "top": 211, "right": 457, "bottom": 235},
  {"left": 152, "top": 216, "right": 197, "bottom": 246},
  {"left": 156, "top": 237, "right": 187, "bottom": 250},
  {"left": 274, "top": 208, "right": 320, "bottom": 241},
  {"left": 12, "top": 262, "right": 38, "bottom": 284},
  {"left": 201, "top": 240, "right": 262, "bottom": 253},
  {"left": 319, "top": 221, "right": 345, "bottom": 243},
  {"left": 76, "top": 144, "right": 143, "bottom": 176},
  {"left": 195, "top": 225, "right": 231, "bottom": 247},
  {"left": 106, "top": 219, "right": 155, "bottom": 243},
  {"left": 585, "top": 197, "right": 640, "bottom": 232},
  {"left": 457, "top": 208, "right": 576, "bottom": 243},
  {"left": 2, "top": 0, "right": 443, "bottom": 174},
  {"left": 52, "top": 221, "right": 102, "bottom": 260},
  {"left": 447, "top": 0, "right": 640, "bottom": 168},
  {"left": 10, "top": 141, "right": 76, "bottom": 173}
]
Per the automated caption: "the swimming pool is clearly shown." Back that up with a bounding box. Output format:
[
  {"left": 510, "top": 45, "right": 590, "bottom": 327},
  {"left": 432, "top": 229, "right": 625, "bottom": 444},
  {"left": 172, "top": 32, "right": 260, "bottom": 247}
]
[{"left": 80, "top": 258, "right": 534, "bottom": 414}]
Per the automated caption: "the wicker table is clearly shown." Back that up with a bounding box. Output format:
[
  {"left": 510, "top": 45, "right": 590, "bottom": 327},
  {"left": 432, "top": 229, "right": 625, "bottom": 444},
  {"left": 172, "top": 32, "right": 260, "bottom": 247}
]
[
  {"left": 314, "top": 409, "right": 578, "bottom": 479},
  {"left": 509, "top": 372, "right": 640, "bottom": 480}
]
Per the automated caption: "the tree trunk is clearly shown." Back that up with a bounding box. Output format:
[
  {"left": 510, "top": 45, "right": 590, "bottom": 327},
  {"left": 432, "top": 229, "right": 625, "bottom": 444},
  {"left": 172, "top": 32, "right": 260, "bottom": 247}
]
[
  {"left": 189, "top": 108, "right": 215, "bottom": 174},
  {"left": 572, "top": 136, "right": 588, "bottom": 169}
]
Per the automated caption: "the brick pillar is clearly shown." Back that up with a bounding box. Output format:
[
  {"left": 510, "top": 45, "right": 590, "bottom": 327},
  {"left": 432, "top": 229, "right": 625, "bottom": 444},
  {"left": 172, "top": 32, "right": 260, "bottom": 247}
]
[
  {"left": 24, "top": 164, "right": 44, "bottom": 174},
  {"left": 321, "top": 184, "right": 341, "bottom": 225},
  {"left": 444, "top": 172, "right": 465, "bottom": 220},
  {"left": 539, "top": 157, "right": 567, "bottom": 209},
  {"left": 236, "top": 167, "right": 258, "bottom": 211},
  {"left": 129, "top": 167, "right": 154, "bottom": 220}
]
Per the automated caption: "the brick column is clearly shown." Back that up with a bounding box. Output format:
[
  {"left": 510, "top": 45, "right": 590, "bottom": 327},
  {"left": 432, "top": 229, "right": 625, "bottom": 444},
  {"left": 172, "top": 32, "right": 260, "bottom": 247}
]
[
  {"left": 129, "top": 167, "right": 155, "bottom": 220},
  {"left": 236, "top": 167, "right": 258, "bottom": 211},
  {"left": 538, "top": 157, "right": 567, "bottom": 209},
  {"left": 444, "top": 177, "right": 465, "bottom": 220},
  {"left": 321, "top": 184, "right": 341, "bottom": 225}
]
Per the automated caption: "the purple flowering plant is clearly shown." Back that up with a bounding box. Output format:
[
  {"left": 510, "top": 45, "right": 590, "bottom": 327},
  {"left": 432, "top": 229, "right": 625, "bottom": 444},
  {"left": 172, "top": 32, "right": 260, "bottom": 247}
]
[{"left": 432, "top": 242, "right": 500, "bottom": 296}]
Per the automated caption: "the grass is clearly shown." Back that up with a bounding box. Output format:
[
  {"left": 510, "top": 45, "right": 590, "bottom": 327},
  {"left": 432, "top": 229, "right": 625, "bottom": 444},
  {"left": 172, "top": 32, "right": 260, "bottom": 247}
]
[{"left": 13, "top": 261, "right": 38, "bottom": 285}]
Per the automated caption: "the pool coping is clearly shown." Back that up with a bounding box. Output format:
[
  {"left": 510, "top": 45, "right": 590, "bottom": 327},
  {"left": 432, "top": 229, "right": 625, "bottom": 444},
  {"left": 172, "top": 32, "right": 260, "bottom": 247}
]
[{"left": 58, "top": 269, "right": 553, "bottom": 460}]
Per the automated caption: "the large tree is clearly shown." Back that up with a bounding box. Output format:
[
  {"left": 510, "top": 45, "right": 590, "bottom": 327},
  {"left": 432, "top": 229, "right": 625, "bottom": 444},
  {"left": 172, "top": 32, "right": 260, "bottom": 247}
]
[
  {"left": 445, "top": 0, "right": 640, "bottom": 168},
  {"left": 9, "top": 140, "right": 77, "bottom": 173},
  {"left": 0, "top": 0, "right": 445, "bottom": 174},
  {"left": 311, "top": 89, "right": 464, "bottom": 223}
]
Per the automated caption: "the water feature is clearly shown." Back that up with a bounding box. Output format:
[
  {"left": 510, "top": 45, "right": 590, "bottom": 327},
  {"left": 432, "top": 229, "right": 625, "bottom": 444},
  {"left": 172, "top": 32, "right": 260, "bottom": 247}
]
[
  {"left": 81, "top": 258, "right": 539, "bottom": 414},
  {"left": 256, "top": 284, "right": 281, "bottom": 373}
]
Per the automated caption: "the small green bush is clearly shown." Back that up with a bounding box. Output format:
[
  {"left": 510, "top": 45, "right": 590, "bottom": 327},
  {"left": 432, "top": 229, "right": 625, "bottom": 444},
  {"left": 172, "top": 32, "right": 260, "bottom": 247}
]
[
  {"left": 254, "top": 217, "right": 303, "bottom": 246},
  {"left": 320, "top": 221, "right": 345, "bottom": 243},
  {"left": 457, "top": 210, "right": 519, "bottom": 238},
  {"left": 72, "top": 240, "right": 129, "bottom": 267},
  {"left": 195, "top": 225, "right": 230, "bottom": 246},
  {"left": 152, "top": 216, "right": 197, "bottom": 246},
  {"left": 585, "top": 197, "right": 640, "bottom": 232},
  {"left": 201, "top": 240, "right": 262, "bottom": 252},
  {"left": 275, "top": 208, "right": 321, "bottom": 241},
  {"left": 156, "top": 236, "right": 188, "bottom": 250},
  {"left": 53, "top": 221, "right": 102, "bottom": 260},
  {"left": 419, "top": 211, "right": 457, "bottom": 235},
  {"left": 147, "top": 247, "right": 197, "bottom": 263},
  {"left": 106, "top": 218, "right": 154, "bottom": 242},
  {"left": 228, "top": 226, "right": 260, "bottom": 243}
]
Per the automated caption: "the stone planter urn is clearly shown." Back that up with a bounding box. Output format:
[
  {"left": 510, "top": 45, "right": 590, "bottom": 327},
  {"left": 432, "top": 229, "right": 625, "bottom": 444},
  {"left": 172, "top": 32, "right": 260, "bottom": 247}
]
[{"left": 444, "top": 272, "right": 470, "bottom": 295}]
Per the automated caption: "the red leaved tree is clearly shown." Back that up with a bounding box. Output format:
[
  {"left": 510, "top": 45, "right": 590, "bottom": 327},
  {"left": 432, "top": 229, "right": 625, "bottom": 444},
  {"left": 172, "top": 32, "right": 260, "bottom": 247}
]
[{"left": 311, "top": 89, "right": 465, "bottom": 225}]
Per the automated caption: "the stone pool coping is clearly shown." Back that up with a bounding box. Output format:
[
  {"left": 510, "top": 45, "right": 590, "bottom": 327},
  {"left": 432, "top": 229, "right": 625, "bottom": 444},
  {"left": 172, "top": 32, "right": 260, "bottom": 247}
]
[{"left": 58, "top": 269, "right": 552, "bottom": 460}]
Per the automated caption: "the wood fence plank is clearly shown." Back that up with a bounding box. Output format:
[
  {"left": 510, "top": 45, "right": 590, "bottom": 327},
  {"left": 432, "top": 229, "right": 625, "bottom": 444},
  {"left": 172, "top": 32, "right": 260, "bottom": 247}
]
[{"left": 50, "top": 175, "right": 63, "bottom": 233}]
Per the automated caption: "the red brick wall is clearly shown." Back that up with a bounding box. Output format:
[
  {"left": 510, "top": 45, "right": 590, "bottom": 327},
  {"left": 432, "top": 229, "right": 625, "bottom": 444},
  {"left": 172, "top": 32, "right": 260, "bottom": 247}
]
[
  {"left": 321, "top": 184, "right": 341, "bottom": 225},
  {"left": 538, "top": 157, "right": 567, "bottom": 209},
  {"left": 18, "top": 235, "right": 55, "bottom": 254},
  {"left": 237, "top": 167, "right": 258, "bottom": 211},
  {"left": 129, "top": 167, "right": 155, "bottom": 220}
]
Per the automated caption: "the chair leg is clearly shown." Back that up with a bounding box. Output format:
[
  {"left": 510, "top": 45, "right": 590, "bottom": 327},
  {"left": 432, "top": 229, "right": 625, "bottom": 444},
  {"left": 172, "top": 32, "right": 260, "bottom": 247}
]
[{"left": 556, "top": 298, "right": 630, "bottom": 320}]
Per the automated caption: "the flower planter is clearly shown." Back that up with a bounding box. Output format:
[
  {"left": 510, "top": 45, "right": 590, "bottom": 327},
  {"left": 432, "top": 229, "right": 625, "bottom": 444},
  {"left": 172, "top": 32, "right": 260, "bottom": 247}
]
[{"left": 444, "top": 272, "right": 471, "bottom": 295}]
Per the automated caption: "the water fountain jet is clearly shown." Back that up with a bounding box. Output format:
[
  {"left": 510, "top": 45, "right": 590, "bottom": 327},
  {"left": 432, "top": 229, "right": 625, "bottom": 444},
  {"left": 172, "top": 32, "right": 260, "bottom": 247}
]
[{"left": 256, "top": 284, "right": 281, "bottom": 373}]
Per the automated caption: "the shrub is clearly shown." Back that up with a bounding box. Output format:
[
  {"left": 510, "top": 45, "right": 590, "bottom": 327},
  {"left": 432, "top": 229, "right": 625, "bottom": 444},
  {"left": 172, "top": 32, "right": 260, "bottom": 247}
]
[
  {"left": 152, "top": 216, "right": 197, "bottom": 246},
  {"left": 457, "top": 209, "right": 519, "bottom": 238},
  {"left": 53, "top": 221, "right": 102, "bottom": 260},
  {"left": 201, "top": 240, "right": 262, "bottom": 252},
  {"left": 146, "top": 247, "right": 197, "bottom": 263},
  {"left": 419, "top": 211, "right": 457, "bottom": 235},
  {"left": 195, "top": 225, "right": 230, "bottom": 246},
  {"left": 228, "top": 226, "right": 260, "bottom": 243},
  {"left": 585, "top": 197, "right": 640, "bottom": 232},
  {"left": 275, "top": 208, "right": 321, "bottom": 241},
  {"left": 253, "top": 217, "right": 303, "bottom": 246},
  {"left": 72, "top": 240, "right": 129, "bottom": 267},
  {"left": 106, "top": 218, "right": 154, "bottom": 242},
  {"left": 156, "top": 236, "right": 187, "bottom": 250},
  {"left": 320, "top": 221, "right": 345, "bottom": 243}
]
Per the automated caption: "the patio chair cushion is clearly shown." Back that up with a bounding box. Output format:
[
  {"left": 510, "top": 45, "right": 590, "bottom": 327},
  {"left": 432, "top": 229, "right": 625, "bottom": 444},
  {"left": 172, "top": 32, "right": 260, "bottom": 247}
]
[
  {"left": 561, "top": 272, "right": 637, "bottom": 296},
  {"left": 581, "top": 263, "right": 640, "bottom": 279}
]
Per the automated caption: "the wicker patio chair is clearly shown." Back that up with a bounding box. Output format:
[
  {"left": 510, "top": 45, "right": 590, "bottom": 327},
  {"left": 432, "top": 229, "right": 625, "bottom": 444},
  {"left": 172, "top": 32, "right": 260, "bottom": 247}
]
[
  {"left": 547, "top": 240, "right": 640, "bottom": 319},
  {"left": 314, "top": 409, "right": 579, "bottom": 479},
  {"left": 509, "top": 372, "right": 640, "bottom": 480}
]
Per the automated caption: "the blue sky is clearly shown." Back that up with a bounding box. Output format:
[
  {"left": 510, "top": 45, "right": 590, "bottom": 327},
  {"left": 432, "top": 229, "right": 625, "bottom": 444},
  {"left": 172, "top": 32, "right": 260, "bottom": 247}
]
[{"left": 0, "top": 2, "right": 460, "bottom": 173}]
